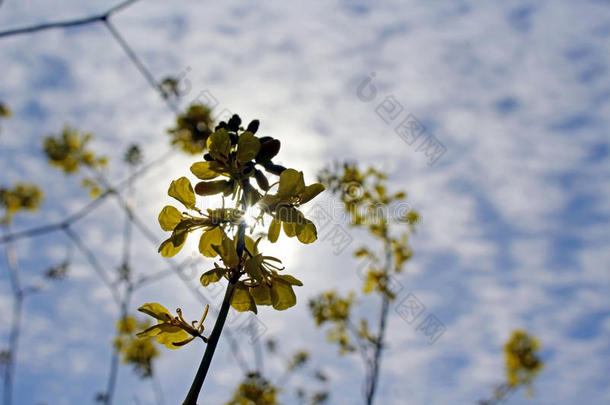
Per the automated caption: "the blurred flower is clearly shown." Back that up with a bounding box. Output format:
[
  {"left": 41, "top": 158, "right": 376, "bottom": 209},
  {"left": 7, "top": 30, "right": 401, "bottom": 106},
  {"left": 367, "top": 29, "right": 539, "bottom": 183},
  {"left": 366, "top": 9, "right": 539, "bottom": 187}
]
[
  {"left": 124, "top": 144, "right": 143, "bottom": 166},
  {"left": 0, "top": 182, "right": 43, "bottom": 224},
  {"left": 504, "top": 330, "right": 543, "bottom": 389},
  {"left": 114, "top": 316, "right": 160, "bottom": 378},
  {"left": 43, "top": 125, "right": 107, "bottom": 174},
  {"left": 167, "top": 104, "right": 214, "bottom": 154},
  {"left": 225, "top": 372, "right": 279, "bottom": 405}
]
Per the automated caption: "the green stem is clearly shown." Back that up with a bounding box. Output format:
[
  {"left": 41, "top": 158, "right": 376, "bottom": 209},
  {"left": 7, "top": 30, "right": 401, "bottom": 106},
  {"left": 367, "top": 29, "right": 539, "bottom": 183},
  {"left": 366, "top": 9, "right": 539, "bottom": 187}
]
[
  {"left": 182, "top": 280, "right": 237, "bottom": 405},
  {"left": 365, "top": 237, "right": 393, "bottom": 405},
  {"left": 183, "top": 195, "right": 248, "bottom": 405}
]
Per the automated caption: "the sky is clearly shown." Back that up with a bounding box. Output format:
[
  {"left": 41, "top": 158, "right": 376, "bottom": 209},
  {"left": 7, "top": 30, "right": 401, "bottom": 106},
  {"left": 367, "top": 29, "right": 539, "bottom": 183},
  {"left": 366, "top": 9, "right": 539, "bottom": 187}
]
[{"left": 0, "top": 0, "right": 609, "bottom": 404}]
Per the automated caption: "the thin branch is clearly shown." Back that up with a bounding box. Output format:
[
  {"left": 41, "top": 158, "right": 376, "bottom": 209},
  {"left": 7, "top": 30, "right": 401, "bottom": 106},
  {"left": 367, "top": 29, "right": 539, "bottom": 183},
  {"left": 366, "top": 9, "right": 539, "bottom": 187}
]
[
  {"left": 346, "top": 321, "right": 373, "bottom": 370},
  {"left": 0, "top": 148, "right": 177, "bottom": 245},
  {"left": 0, "top": 0, "right": 176, "bottom": 113},
  {"left": 110, "top": 193, "right": 160, "bottom": 245},
  {"left": 102, "top": 171, "right": 136, "bottom": 405},
  {"left": 1, "top": 226, "right": 72, "bottom": 405},
  {"left": 0, "top": 14, "right": 103, "bottom": 38},
  {"left": 3, "top": 294, "right": 21, "bottom": 405},
  {"left": 0, "top": 0, "right": 140, "bottom": 38},
  {"left": 478, "top": 383, "right": 517, "bottom": 405},
  {"left": 275, "top": 347, "right": 300, "bottom": 389},
  {"left": 151, "top": 367, "right": 166, "bottom": 405},
  {"left": 106, "top": 0, "right": 141, "bottom": 16},
  {"left": 0, "top": 191, "right": 110, "bottom": 243},
  {"left": 62, "top": 225, "right": 121, "bottom": 305},
  {"left": 104, "top": 343, "right": 121, "bottom": 405},
  {"left": 1, "top": 229, "right": 20, "bottom": 292},
  {"left": 121, "top": 168, "right": 135, "bottom": 273},
  {"left": 103, "top": 19, "right": 178, "bottom": 113},
  {"left": 2, "top": 227, "right": 22, "bottom": 405},
  {"left": 104, "top": 287, "right": 132, "bottom": 405},
  {"left": 364, "top": 240, "right": 393, "bottom": 405},
  {"left": 132, "top": 266, "right": 178, "bottom": 289}
]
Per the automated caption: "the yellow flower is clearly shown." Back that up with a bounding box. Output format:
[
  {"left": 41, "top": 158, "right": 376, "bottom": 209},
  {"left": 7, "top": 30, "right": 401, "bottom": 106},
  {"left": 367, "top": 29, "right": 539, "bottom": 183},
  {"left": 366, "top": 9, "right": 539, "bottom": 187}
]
[
  {"left": 0, "top": 182, "right": 43, "bottom": 224},
  {"left": 137, "top": 303, "right": 210, "bottom": 349},
  {"left": 504, "top": 330, "right": 543, "bottom": 388}
]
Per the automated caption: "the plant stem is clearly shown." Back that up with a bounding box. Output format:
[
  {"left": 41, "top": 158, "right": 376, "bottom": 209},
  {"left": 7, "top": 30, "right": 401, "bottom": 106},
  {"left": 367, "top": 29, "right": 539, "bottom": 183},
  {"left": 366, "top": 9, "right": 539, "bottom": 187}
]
[
  {"left": 182, "top": 193, "right": 247, "bottom": 405},
  {"left": 3, "top": 291, "right": 21, "bottom": 405},
  {"left": 365, "top": 294, "right": 389, "bottom": 405},
  {"left": 104, "top": 345, "right": 121, "bottom": 405},
  {"left": 182, "top": 280, "right": 237, "bottom": 405},
  {"left": 105, "top": 288, "right": 132, "bottom": 405},
  {"left": 2, "top": 226, "right": 22, "bottom": 405},
  {"left": 0, "top": 0, "right": 140, "bottom": 38},
  {"left": 365, "top": 239, "right": 393, "bottom": 405}
]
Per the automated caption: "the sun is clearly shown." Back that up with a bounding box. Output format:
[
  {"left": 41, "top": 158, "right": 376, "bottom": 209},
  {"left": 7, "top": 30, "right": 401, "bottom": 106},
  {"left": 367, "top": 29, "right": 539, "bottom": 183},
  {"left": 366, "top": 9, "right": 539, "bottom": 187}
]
[{"left": 243, "top": 205, "right": 261, "bottom": 227}]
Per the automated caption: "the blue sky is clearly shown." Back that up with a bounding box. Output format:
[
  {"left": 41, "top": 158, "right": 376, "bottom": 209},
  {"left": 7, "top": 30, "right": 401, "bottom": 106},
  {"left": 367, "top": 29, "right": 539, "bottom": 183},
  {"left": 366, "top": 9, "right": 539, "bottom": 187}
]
[{"left": 0, "top": 0, "right": 609, "bottom": 404}]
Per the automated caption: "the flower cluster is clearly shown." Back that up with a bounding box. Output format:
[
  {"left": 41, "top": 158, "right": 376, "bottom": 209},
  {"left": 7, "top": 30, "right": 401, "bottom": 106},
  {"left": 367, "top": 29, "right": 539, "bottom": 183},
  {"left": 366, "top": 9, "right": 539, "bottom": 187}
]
[
  {"left": 141, "top": 114, "right": 325, "bottom": 348},
  {"left": 167, "top": 104, "right": 214, "bottom": 154},
  {"left": 0, "top": 102, "right": 10, "bottom": 118},
  {"left": 504, "top": 330, "right": 543, "bottom": 388},
  {"left": 43, "top": 126, "right": 108, "bottom": 197},
  {"left": 321, "top": 164, "right": 419, "bottom": 298},
  {"left": 309, "top": 164, "right": 419, "bottom": 358},
  {"left": 0, "top": 182, "right": 43, "bottom": 224},
  {"left": 225, "top": 372, "right": 279, "bottom": 405},
  {"left": 309, "top": 291, "right": 356, "bottom": 354},
  {"left": 43, "top": 126, "right": 107, "bottom": 174},
  {"left": 136, "top": 303, "right": 210, "bottom": 349},
  {"left": 113, "top": 316, "right": 160, "bottom": 378}
]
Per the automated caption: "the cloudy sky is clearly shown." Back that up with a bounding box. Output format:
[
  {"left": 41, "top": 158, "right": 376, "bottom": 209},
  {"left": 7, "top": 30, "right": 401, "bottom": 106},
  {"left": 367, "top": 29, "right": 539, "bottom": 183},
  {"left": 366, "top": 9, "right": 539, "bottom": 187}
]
[{"left": 0, "top": 0, "right": 609, "bottom": 404}]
